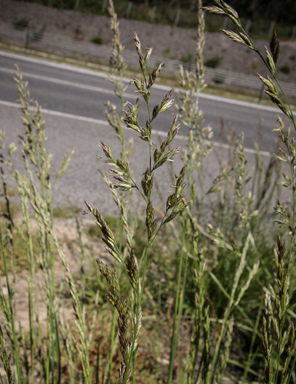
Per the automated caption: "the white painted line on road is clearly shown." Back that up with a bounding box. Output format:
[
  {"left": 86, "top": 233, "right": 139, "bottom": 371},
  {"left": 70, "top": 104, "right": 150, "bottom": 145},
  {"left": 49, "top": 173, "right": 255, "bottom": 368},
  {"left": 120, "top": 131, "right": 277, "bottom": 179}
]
[
  {"left": 0, "top": 50, "right": 290, "bottom": 115},
  {"left": 0, "top": 50, "right": 109, "bottom": 78},
  {"left": 0, "top": 100, "right": 23, "bottom": 109},
  {"left": 0, "top": 100, "right": 110, "bottom": 125},
  {"left": 0, "top": 66, "right": 136, "bottom": 99},
  {"left": 199, "top": 93, "right": 285, "bottom": 113},
  {"left": 151, "top": 83, "right": 286, "bottom": 113},
  {"left": 41, "top": 108, "right": 111, "bottom": 125},
  {"left": 0, "top": 99, "right": 271, "bottom": 157},
  {"left": 211, "top": 140, "right": 271, "bottom": 156},
  {"left": 152, "top": 128, "right": 271, "bottom": 156}
]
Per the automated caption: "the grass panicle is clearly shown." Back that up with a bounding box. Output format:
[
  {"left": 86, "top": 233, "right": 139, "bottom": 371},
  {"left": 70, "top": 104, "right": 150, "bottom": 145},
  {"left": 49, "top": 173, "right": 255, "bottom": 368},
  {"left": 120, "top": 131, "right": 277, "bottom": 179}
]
[{"left": 87, "top": 31, "right": 188, "bottom": 383}]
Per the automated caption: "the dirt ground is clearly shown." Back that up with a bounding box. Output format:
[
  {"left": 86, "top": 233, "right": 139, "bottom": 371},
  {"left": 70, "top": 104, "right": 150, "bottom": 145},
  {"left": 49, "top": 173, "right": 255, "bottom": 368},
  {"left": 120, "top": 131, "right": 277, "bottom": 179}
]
[
  {"left": 0, "top": 0, "right": 296, "bottom": 82},
  {"left": 0, "top": 214, "right": 108, "bottom": 331}
]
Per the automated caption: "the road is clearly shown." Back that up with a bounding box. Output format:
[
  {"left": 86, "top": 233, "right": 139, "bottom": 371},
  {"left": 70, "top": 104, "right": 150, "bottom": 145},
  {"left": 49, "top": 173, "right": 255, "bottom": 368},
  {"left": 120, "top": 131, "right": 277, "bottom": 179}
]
[
  {"left": 0, "top": 51, "right": 287, "bottom": 151},
  {"left": 0, "top": 51, "right": 289, "bottom": 212}
]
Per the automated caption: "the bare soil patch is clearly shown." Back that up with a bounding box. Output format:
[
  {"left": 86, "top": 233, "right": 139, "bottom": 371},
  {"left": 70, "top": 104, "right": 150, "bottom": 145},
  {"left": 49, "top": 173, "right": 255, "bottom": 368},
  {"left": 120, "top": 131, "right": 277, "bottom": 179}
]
[{"left": 0, "top": 215, "right": 108, "bottom": 331}]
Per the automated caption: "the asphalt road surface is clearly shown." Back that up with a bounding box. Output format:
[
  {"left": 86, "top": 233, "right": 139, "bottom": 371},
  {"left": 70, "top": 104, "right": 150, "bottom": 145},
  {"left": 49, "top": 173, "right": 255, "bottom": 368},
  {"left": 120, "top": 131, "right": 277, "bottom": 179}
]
[
  {"left": 0, "top": 51, "right": 289, "bottom": 212},
  {"left": 0, "top": 51, "right": 288, "bottom": 150}
]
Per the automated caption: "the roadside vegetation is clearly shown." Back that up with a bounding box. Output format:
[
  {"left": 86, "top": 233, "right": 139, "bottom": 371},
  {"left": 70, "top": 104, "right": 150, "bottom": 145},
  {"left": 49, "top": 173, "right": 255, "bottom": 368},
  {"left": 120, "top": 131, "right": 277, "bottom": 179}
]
[{"left": 0, "top": 1, "right": 296, "bottom": 383}]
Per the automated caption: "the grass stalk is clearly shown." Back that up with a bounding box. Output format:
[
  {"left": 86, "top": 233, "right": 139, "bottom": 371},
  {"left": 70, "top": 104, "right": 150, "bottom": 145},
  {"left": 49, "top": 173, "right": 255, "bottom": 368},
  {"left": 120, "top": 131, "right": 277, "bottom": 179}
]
[
  {"left": 167, "top": 230, "right": 185, "bottom": 384},
  {"left": 0, "top": 224, "right": 22, "bottom": 383}
]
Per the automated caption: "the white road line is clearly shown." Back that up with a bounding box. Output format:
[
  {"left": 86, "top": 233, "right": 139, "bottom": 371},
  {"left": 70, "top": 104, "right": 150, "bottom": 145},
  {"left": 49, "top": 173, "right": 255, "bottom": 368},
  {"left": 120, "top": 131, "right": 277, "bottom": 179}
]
[
  {"left": 0, "top": 50, "right": 109, "bottom": 79},
  {"left": 0, "top": 50, "right": 288, "bottom": 114},
  {"left": 0, "top": 99, "right": 271, "bottom": 157},
  {"left": 0, "top": 100, "right": 109, "bottom": 125},
  {"left": 199, "top": 93, "right": 284, "bottom": 113},
  {"left": 0, "top": 66, "right": 136, "bottom": 99}
]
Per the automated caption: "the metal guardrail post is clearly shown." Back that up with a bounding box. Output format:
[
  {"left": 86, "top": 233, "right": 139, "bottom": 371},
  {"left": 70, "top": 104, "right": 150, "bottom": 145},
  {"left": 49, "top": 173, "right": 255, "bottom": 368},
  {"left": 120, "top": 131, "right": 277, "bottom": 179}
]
[
  {"left": 291, "top": 26, "right": 296, "bottom": 40},
  {"left": 245, "top": 19, "right": 252, "bottom": 34},
  {"left": 25, "top": 29, "right": 29, "bottom": 52},
  {"left": 268, "top": 21, "right": 275, "bottom": 39},
  {"left": 222, "top": 17, "right": 228, "bottom": 30},
  {"left": 102, "top": 0, "right": 107, "bottom": 12},
  {"left": 126, "top": 2, "right": 132, "bottom": 19},
  {"left": 258, "top": 83, "right": 265, "bottom": 104},
  {"left": 174, "top": 9, "right": 181, "bottom": 28},
  {"left": 150, "top": 6, "right": 156, "bottom": 23}
]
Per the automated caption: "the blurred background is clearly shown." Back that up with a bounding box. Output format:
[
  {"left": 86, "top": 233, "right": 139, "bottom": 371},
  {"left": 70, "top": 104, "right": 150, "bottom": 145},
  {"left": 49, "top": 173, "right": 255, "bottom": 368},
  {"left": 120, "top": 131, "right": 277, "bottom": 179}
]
[
  {"left": 7, "top": 0, "right": 296, "bottom": 39},
  {"left": 6, "top": 0, "right": 296, "bottom": 39}
]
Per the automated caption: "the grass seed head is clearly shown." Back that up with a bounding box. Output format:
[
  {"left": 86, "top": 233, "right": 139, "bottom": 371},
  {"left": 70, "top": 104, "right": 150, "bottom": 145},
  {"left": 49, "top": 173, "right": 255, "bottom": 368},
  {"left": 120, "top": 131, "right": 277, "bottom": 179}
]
[{"left": 270, "top": 29, "right": 280, "bottom": 66}]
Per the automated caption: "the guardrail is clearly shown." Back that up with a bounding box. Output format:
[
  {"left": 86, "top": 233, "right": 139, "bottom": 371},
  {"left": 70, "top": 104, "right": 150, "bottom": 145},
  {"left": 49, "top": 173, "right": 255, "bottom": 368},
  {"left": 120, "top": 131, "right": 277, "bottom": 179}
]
[{"left": 0, "top": 21, "right": 295, "bottom": 98}]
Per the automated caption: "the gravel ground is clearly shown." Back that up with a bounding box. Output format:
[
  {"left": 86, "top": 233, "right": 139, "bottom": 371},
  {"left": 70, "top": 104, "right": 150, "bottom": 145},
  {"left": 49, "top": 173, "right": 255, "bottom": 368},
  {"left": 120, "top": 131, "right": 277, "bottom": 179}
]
[{"left": 1, "top": 0, "right": 296, "bottom": 82}]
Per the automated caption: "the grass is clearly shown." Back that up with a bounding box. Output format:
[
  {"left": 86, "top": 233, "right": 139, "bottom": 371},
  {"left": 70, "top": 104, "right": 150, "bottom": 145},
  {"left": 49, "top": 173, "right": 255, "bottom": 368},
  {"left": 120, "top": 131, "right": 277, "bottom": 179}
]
[
  {"left": 181, "top": 53, "right": 194, "bottom": 63},
  {"left": 53, "top": 203, "right": 80, "bottom": 218},
  {"left": 279, "top": 64, "right": 291, "bottom": 75},
  {"left": 90, "top": 36, "right": 103, "bottom": 45},
  {"left": 13, "top": 18, "right": 29, "bottom": 29},
  {"left": 1, "top": 0, "right": 296, "bottom": 383},
  {"left": 0, "top": 230, "right": 40, "bottom": 273}
]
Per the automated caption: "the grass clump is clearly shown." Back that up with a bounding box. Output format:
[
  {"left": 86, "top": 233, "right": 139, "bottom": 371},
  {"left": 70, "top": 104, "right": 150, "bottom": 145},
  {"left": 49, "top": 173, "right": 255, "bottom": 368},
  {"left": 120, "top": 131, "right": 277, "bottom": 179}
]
[
  {"left": 181, "top": 52, "right": 194, "bottom": 63},
  {"left": 0, "top": 231, "right": 42, "bottom": 273},
  {"left": 13, "top": 18, "right": 29, "bottom": 29},
  {"left": 279, "top": 64, "right": 291, "bottom": 74},
  {"left": 205, "top": 55, "right": 222, "bottom": 68},
  {"left": 52, "top": 203, "right": 80, "bottom": 218},
  {"left": 90, "top": 36, "right": 103, "bottom": 45}
]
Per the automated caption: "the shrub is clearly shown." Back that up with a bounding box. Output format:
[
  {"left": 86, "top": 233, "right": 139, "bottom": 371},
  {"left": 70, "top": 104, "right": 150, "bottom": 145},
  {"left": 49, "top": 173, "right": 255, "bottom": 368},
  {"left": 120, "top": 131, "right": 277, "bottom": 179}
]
[
  {"left": 181, "top": 52, "right": 194, "bottom": 63},
  {"left": 74, "top": 26, "right": 83, "bottom": 39},
  {"left": 31, "top": 25, "right": 46, "bottom": 42},
  {"left": 13, "top": 18, "right": 29, "bottom": 29},
  {"left": 280, "top": 64, "right": 291, "bottom": 74},
  {"left": 205, "top": 55, "right": 222, "bottom": 68},
  {"left": 90, "top": 36, "right": 103, "bottom": 44},
  {"left": 53, "top": 203, "right": 80, "bottom": 218}
]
